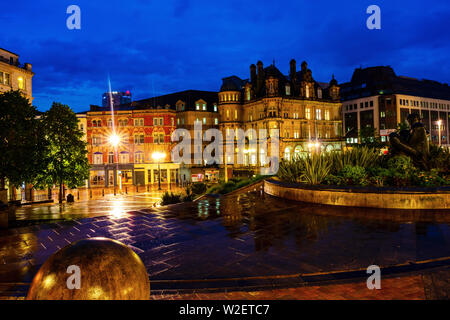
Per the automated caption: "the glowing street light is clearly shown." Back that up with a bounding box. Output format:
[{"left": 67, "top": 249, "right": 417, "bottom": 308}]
[
  {"left": 152, "top": 151, "right": 166, "bottom": 190},
  {"left": 109, "top": 133, "right": 120, "bottom": 147}
]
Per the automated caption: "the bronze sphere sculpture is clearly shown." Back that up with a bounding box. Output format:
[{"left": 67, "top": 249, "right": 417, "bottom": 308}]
[{"left": 27, "top": 237, "right": 150, "bottom": 300}]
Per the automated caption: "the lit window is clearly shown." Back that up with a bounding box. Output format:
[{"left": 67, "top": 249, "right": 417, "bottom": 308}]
[
  {"left": 93, "top": 153, "right": 103, "bottom": 164},
  {"left": 305, "top": 108, "right": 311, "bottom": 120},
  {"left": 196, "top": 103, "right": 200, "bottom": 110},
  {"left": 214, "top": 104, "right": 217, "bottom": 112},
  {"left": 17, "top": 77, "right": 24, "bottom": 90},
  {"left": 234, "top": 110, "right": 237, "bottom": 119},
  {"left": 324, "top": 110, "right": 330, "bottom": 120},
  {"left": 203, "top": 117, "right": 206, "bottom": 124},
  {"left": 285, "top": 85, "right": 291, "bottom": 96},
  {"left": 316, "top": 109, "right": 322, "bottom": 120},
  {"left": 202, "top": 104, "right": 206, "bottom": 110},
  {"left": 214, "top": 118, "right": 218, "bottom": 125}
]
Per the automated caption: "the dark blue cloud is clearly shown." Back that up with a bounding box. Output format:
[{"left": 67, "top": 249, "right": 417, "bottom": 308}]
[{"left": 1, "top": 0, "right": 449, "bottom": 112}]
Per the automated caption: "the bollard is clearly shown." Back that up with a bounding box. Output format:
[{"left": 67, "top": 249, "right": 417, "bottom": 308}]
[
  {"left": 26, "top": 238, "right": 150, "bottom": 300},
  {"left": 147, "top": 184, "right": 149, "bottom": 192},
  {"left": 90, "top": 190, "right": 92, "bottom": 199},
  {"left": 125, "top": 186, "right": 128, "bottom": 194},
  {"left": 77, "top": 191, "right": 79, "bottom": 200},
  {"left": 102, "top": 189, "right": 105, "bottom": 197},
  {"left": 114, "top": 187, "right": 116, "bottom": 196},
  {"left": 136, "top": 185, "right": 138, "bottom": 193}
]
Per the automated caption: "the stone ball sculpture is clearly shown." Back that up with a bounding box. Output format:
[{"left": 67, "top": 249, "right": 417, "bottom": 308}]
[{"left": 27, "top": 237, "right": 150, "bottom": 300}]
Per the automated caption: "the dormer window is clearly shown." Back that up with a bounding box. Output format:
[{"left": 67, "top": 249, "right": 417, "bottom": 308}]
[
  {"left": 305, "top": 85, "right": 310, "bottom": 98},
  {"left": 285, "top": 84, "right": 291, "bottom": 96},
  {"left": 317, "top": 88, "right": 322, "bottom": 99}
]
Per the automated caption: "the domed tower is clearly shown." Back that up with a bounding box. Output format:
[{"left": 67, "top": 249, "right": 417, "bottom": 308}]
[
  {"left": 218, "top": 76, "right": 243, "bottom": 141},
  {"left": 328, "top": 74, "right": 340, "bottom": 101}
]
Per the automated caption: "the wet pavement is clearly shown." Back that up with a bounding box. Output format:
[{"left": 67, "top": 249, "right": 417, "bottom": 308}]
[{"left": 0, "top": 190, "right": 449, "bottom": 298}]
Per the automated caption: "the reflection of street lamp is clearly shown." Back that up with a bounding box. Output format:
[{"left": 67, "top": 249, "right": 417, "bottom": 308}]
[
  {"left": 152, "top": 151, "right": 166, "bottom": 190},
  {"left": 437, "top": 120, "right": 442, "bottom": 146}
]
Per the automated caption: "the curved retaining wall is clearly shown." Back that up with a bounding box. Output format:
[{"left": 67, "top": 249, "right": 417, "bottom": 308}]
[{"left": 264, "top": 179, "right": 450, "bottom": 210}]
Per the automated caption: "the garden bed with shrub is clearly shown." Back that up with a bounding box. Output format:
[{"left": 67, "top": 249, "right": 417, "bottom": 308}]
[{"left": 277, "top": 145, "right": 450, "bottom": 189}]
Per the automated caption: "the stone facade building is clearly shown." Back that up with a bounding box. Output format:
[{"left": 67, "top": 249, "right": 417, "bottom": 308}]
[
  {"left": 218, "top": 59, "right": 343, "bottom": 169},
  {"left": 0, "top": 48, "right": 33, "bottom": 101}
]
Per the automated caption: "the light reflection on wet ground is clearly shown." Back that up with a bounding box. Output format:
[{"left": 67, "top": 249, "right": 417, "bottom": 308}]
[{"left": 0, "top": 190, "right": 449, "bottom": 295}]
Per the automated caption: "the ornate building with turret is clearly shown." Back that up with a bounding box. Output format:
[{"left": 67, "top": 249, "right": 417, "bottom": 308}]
[{"left": 218, "top": 59, "right": 344, "bottom": 169}]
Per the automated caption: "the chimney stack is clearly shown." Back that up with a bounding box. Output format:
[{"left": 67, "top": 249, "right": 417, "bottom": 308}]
[{"left": 250, "top": 64, "right": 257, "bottom": 85}]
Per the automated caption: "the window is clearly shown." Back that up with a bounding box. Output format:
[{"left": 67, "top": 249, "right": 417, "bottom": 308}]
[
  {"left": 305, "top": 85, "right": 310, "bottom": 98},
  {"left": 92, "top": 135, "right": 102, "bottom": 145},
  {"left": 134, "top": 118, "right": 144, "bottom": 126},
  {"left": 119, "top": 119, "right": 127, "bottom": 127},
  {"left": 177, "top": 118, "right": 180, "bottom": 125},
  {"left": 203, "top": 117, "right": 206, "bottom": 124},
  {"left": 317, "top": 88, "right": 322, "bottom": 99},
  {"left": 135, "top": 152, "right": 144, "bottom": 163},
  {"left": 196, "top": 103, "right": 200, "bottom": 110},
  {"left": 153, "top": 133, "right": 165, "bottom": 144},
  {"left": 370, "top": 101, "right": 374, "bottom": 107},
  {"left": 214, "top": 104, "right": 217, "bottom": 112},
  {"left": 17, "top": 77, "right": 25, "bottom": 90},
  {"left": 119, "top": 152, "right": 129, "bottom": 164},
  {"left": 93, "top": 153, "right": 103, "bottom": 164},
  {"left": 214, "top": 118, "right": 218, "bottom": 125},
  {"left": 202, "top": 104, "right": 206, "bottom": 110},
  {"left": 234, "top": 110, "right": 237, "bottom": 119},
  {"left": 108, "top": 152, "right": 114, "bottom": 163},
  {"left": 324, "top": 110, "right": 330, "bottom": 121},
  {"left": 305, "top": 108, "right": 311, "bottom": 120},
  {"left": 153, "top": 117, "right": 163, "bottom": 126},
  {"left": 365, "top": 102, "right": 369, "bottom": 108},
  {"left": 284, "top": 147, "right": 291, "bottom": 161},
  {"left": 0, "top": 72, "right": 11, "bottom": 85},
  {"left": 107, "top": 119, "right": 112, "bottom": 127},
  {"left": 171, "top": 118, "right": 174, "bottom": 126},
  {"left": 285, "top": 85, "right": 291, "bottom": 96},
  {"left": 316, "top": 109, "right": 321, "bottom": 120},
  {"left": 134, "top": 134, "right": 144, "bottom": 144},
  {"left": 226, "top": 110, "right": 230, "bottom": 119}
]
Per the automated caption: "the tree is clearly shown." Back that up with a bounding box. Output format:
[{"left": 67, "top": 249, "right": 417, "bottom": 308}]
[
  {"left": 35, "top": 102, "right": 89, "bottom": 203},
  {"left": 0, "top": 90, "right": 46, "bottom": 191}
]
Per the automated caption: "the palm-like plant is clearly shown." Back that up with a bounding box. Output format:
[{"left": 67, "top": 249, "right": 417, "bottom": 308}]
[{"left": 300, "top": 153, "right": 332, "bottom": 185}]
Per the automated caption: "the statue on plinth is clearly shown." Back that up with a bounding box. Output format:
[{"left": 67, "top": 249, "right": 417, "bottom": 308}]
[{"left": 389, "top": 113, "right": 430, "bottom": 170}]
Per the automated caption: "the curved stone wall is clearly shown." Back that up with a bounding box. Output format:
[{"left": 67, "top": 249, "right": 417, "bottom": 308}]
[{"left": 264, "top": 179, "right": 450, "bottom": 210}]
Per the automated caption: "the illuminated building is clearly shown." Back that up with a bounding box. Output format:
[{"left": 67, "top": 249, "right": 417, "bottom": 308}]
[
  {"left": 341, "top": 66, "right": 450, "bottom": 145},
  {"left": 0, "top": 48, "right": 34, "bottom": 101},
  {"left": 218, "top": 59, "right": 343, "bottom": 170}
]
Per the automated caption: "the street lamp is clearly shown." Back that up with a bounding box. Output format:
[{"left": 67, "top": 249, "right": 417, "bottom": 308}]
[
  {"left": 152, "top": 151, "right": 166, "bottom": 190},
  {"left": 437, "top": 120, "right": 442, "bottom": 146},
  {"left": 109, "top": 133, "right": 121, "bottom": 193}
]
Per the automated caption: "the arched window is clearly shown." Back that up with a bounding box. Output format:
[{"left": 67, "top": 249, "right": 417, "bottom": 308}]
[
  {"left": 284, "top": 147, "right": 291, "bottom": 161},
  {"left": 119, "top": 151, "right": 129, "bottom": 164},
  {"left": 93, "top": 152, "right": 103, "bottom": 164}
]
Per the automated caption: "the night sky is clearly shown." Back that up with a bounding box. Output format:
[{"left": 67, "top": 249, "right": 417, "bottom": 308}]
[{"left": 2, "top": 0, "right": 449, "bottom": 112}]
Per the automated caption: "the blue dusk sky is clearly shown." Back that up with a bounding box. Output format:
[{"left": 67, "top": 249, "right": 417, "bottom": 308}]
[{"left": 1, "top": 0, "right": 449, "bottom": 112}]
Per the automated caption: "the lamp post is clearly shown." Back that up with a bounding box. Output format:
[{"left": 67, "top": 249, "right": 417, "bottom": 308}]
[
  {"left": 437, "top": 120, "right": 442, "bottom": 146},
  {"left": 152, "top": 151, "right": 165, "bottom": 190},
  {"left": 109, "top": 133, "right": 121, "bottom": 193}
]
